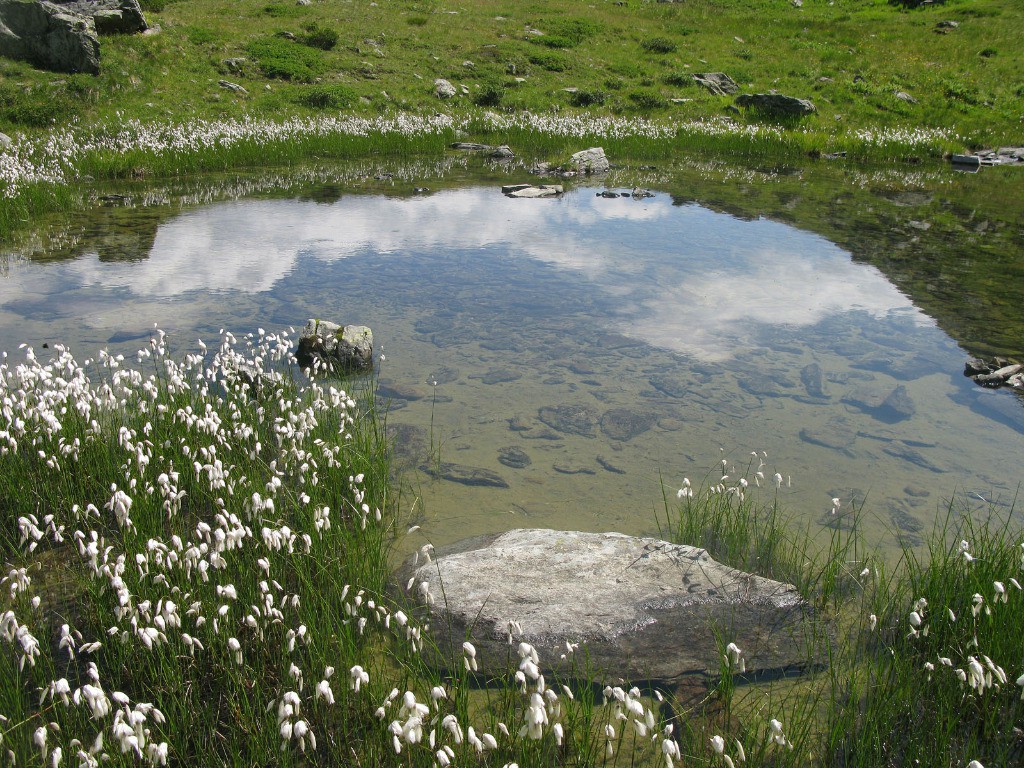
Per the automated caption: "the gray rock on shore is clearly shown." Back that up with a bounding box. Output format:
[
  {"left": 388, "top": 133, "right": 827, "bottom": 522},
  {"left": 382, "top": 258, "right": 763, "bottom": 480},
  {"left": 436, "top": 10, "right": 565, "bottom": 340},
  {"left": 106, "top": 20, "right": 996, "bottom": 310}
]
[
  {"left": 735, "top": 93, "right": 816, "bottom": 116},
  {"left": 396, "top": 528, "right": 825, "bottom": 685},
  {"left": 567, "top": 146, "right": 609, "bottom": 174}
]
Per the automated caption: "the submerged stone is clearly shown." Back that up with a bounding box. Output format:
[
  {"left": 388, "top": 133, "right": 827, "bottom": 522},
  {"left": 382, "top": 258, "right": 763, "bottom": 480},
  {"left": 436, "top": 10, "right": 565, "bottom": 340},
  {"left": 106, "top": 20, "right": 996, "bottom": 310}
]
[
  {"left": 600, "top": 408, "right": 657, "bottom": 441},
  {"left": 842, "top": 383, "right": 915, "bottom": 422},
  {"left": 800, "top": 362, "right": 829, "bottom": 399},
  {"left": 395, "top": 529, "right": 825, "bottom": 685},
  {"left": 596, "top": 455, "right": 627, "bottom": 474},
  {"left": 882, "top": 442, "right": 944, "bottom": 473},
  {"left": 552, "top": 462, "right": 595, "bottom": 475},
  {"left": 419, "top": 462, "right": 509, "bottom": 488},
  {"left": 377, "top": 381, "right": 426, "bottom": 401},
  {"left": 497, "top": 446, "right": 531, "bottom": 469},
  {"left": 537, "top": 404, "right": 598, "bottom": 437}
]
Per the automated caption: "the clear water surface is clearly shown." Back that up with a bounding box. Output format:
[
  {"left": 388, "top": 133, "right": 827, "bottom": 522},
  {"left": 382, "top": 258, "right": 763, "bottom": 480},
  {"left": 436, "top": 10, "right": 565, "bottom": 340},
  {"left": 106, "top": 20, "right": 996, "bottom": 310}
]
[{"left": 3, "top": 170, "right": 1022, "bottom": 555}]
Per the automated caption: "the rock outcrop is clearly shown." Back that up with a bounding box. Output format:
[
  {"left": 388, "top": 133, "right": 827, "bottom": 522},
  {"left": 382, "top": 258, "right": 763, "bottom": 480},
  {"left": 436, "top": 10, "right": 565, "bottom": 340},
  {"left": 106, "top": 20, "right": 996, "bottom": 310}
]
[
  {"left": 0, "top": 0, "right": 146, "bottom": 73},
  {"left": 62, "top": 0, "right": 146, "bottom": 34},
  {"left": 0, "top": 0, "right": 100, "bottom": 73},
  {"left": 396, "top": 528, "right": 825, "bottom": 685}
]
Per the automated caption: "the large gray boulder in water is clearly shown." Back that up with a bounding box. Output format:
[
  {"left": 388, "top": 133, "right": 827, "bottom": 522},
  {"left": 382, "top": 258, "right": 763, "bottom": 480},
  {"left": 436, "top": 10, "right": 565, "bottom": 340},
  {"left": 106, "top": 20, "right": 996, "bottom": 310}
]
[
  {"left": 296, "top": 319, "right": 373, "bottom": 373},
  {"left": 0, "top": 0, "right": 100, "bottom": 73},
  {"left": 397, "top": 528, "right": 825, "bottom": 684}
]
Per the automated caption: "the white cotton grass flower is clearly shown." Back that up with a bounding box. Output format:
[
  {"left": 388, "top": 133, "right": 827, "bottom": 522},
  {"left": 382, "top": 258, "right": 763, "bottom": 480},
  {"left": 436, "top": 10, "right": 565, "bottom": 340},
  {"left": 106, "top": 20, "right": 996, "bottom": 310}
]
[
  {"left": 522, "top": 692, "right": 548, "bottom": 740},
  {"left": 462, "top": 640, "right": 478, "bottom": 671},
  {"left": 662, "top": 736, "right": 681, "bottom": 767},
  {"left": 769, "top": 718, "right": 790, "bottom": 748},
  {"left": 724, "top": 642, "right": 746, "bottom": 673},
  {"left": 316, "top": 679, "right": 335, "bottom": 704},
  {"left": 227, "top": 637, "right": 242, "bottom": 665},
  {"left": 349, "top": 665, "right": 369, "bottom": 692},
  {"left": 710, "top": 734, "right": 725, "bottom": 754}
]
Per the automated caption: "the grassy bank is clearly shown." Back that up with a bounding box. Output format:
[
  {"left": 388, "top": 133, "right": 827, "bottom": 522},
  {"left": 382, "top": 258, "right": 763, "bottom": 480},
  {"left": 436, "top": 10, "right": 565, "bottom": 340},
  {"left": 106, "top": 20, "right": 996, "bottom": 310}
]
[
  {"left": 3, "top": 0, "right": 1022, "bottom": 235},
  {"left": 0, "top": 108, "right": 962, "bottom": 238},
  {"left": 0, "top": 330, "right": 1021, "bottom": 766}
]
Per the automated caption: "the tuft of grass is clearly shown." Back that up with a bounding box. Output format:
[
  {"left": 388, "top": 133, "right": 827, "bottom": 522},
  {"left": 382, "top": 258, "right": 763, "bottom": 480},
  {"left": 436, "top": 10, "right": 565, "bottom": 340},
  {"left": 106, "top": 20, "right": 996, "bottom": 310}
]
[
  {"left": 0, "top": 81, "right": 81, "bottom": 128},
  {"left": 640, "top": 36, "right": 677, "bottom": 54},
  {"left": 626, "top": 88, "right": 667, "bottom": 110},
  {"left": 246, "top": 34, "right": 326, "bottom": 82},
  {"left": 528, "top": 50, "right": 568, "bottom": 72},
  {"left": 569, "top": 89, "right": 608, "bottom": 107},
  {"left": 261, "top": 2, "right": 305, "bottom": 18},
  {"left": 299, "top": 22, "right": 339, "bottom": 51},
  {"left": 295, "top": 83, "right": 359, "bottom": 110},
  {"left": 531, "top": 18, "right": 601, "bottom": 49}
]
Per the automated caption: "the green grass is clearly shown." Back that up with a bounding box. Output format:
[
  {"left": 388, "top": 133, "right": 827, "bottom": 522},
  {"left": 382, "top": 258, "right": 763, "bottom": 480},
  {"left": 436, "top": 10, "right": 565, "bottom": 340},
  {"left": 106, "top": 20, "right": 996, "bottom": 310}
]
[
  {"left": 1, "top": 0, "right": 1022, "bottom": 142},
  {"left": 4, "top": 0, "right": 1023, "bottom": 233}
]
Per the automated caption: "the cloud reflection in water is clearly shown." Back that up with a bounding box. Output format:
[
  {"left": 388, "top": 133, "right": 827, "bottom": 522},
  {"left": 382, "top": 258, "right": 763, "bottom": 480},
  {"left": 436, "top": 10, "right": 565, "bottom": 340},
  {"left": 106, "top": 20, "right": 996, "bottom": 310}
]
[{"left": 50, "top": 188, "right": 930, "bottom": 361}]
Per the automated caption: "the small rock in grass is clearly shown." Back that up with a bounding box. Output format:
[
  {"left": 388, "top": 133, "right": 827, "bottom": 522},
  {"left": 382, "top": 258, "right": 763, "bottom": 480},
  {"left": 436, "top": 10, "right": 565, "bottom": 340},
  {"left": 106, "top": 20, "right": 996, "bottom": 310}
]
[{"left": 434, "top": 78, "right": 456, "bottom": 99}]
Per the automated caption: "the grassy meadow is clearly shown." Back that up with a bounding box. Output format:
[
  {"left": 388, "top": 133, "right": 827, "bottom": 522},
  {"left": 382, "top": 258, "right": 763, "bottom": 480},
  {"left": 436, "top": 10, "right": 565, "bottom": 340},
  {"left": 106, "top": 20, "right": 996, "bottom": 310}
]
[{"left": 1, "top": 0, "right": 1022, "bottom": 144}]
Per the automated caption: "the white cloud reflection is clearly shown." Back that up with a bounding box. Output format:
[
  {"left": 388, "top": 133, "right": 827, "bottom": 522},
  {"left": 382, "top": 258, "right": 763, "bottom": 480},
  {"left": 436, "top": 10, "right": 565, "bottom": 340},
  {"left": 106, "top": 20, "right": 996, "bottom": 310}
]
[{"left": 26, "top": 187, "right": 929, "bottom": 360}]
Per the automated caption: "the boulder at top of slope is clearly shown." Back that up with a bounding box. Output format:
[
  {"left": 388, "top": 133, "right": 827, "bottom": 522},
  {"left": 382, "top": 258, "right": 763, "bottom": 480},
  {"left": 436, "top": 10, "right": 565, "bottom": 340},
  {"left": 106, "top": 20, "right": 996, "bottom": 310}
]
[
  {"left": 396, "top": 528, "right": 826, "bottom": 685},
  {"left": 0, "top": 0, "right": 100, "bottom": 73},
  {"left": 60, "top": 0, "right": 147, "bottom": 34}
]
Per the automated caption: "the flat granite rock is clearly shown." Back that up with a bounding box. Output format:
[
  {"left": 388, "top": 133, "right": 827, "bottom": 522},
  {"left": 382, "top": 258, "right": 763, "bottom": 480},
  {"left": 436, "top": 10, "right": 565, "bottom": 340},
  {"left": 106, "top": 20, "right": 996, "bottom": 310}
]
[{"left": 396, "top": 529, "right": 825, "bottom": 685}]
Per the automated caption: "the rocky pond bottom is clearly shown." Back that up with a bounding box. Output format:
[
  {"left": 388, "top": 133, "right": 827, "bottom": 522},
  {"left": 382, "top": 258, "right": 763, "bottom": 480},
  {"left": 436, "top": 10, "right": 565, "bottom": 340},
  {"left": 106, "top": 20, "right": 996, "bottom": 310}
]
[{"left": 2, "top": 177, "right": 1023, "bottom": 558}]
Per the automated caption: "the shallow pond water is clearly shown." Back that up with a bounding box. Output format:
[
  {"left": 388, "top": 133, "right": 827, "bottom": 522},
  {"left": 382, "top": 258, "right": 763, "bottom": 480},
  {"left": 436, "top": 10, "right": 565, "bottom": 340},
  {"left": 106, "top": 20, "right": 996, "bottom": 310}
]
[{"left": 2, "top": 159, "right": 1023, "bottom": 556}]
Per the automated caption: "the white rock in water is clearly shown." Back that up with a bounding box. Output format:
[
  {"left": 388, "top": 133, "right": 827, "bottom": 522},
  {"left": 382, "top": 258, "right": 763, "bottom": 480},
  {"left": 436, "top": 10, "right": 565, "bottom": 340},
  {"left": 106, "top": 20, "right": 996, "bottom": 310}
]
[
  {"left": 568, "top": 147, "right": 609, "bottom": 174},
  {"left": 396, "top": 528, "right": 826, "bottom": 684},
  {"left": 296, "top": 319, "right": 373, "bottom": 373}
]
